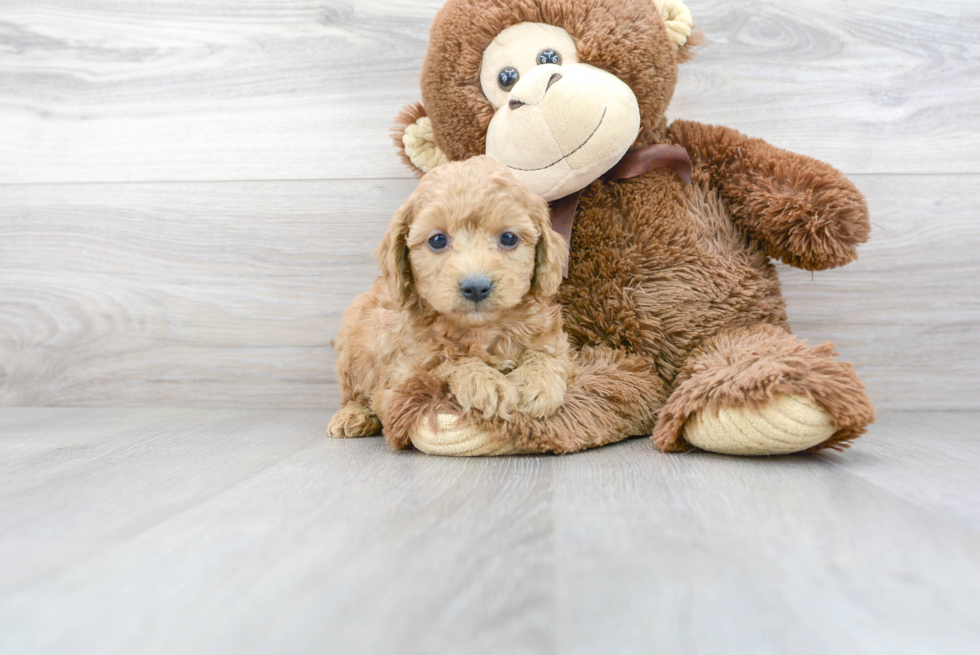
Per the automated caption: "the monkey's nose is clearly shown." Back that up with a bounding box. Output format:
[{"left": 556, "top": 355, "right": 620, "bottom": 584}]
[
  {"left": 509, "top": 71, "right": 562, "bottom": 110},
  {"left": 460, "top": 276, "right": 494, "bottom": 303}
]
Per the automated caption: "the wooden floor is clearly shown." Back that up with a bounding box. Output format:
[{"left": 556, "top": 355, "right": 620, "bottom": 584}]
[
  {"left": 0, "top": 408, "right": 978, "bottom": 654},
  {"left": 2, "top": 2, "right": 978, "bottom": 652}
]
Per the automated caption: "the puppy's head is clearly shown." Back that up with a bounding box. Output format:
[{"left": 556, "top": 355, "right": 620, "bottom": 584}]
[{"left": 378, "top": 156, "right": 566, "bottom": 326}]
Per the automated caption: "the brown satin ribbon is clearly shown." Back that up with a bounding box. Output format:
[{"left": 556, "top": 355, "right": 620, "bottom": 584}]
[{"left": 549, "top": 144, "right": 693, "bottom": 277}]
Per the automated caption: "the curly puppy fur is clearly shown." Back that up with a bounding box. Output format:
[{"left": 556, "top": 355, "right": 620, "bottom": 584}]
[
  {"left": 328, "top": 156, "right": 574, "bottom": 444},
  {"left": 389, "top": 0, "right": 875, "bottom": 453}
]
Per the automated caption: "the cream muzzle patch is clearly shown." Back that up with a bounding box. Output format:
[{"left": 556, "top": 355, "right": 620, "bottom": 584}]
[{"left": 480, "top": 23, "right": 642, "bottom": 202}]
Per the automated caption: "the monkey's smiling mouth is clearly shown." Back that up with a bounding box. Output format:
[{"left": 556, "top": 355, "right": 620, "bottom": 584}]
[{"left": 506, "top": 108, "right": 607, "bottom": 172}]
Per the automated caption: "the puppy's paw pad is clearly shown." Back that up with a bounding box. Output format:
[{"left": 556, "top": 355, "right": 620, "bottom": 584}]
[{"left": 327, "top": 404, "right": 381, "bottom": 439}]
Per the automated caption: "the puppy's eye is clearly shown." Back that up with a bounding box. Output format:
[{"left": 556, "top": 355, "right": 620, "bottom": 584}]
[
  {"left": 428, "top": 233, "right": 449, "bottom": 251},
  {"left": 537, "top": 49, "right": 561, "bottom": 66},
  {"left": 498, "top": 67, "right": 520, "bottom": 90},
  {"left": 499, "top": 232, "right": 520, "bottom": 249}
]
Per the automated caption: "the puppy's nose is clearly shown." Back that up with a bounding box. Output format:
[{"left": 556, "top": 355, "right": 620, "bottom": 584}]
[{"left": 460, "top": 276, "right": 494, "bottom": 303}]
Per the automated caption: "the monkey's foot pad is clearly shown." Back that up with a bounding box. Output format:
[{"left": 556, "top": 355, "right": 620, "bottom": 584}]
[
  {"left": 683, "top": 393, "right": 836, "bottom": 456},
  {"left": 409, "top": 414, "right": 529, "bottom": 456}
]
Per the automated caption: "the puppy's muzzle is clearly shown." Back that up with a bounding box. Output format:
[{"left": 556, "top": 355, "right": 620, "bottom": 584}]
[{"left": 460, "top": 275, "right": 493, "bottom": 304}]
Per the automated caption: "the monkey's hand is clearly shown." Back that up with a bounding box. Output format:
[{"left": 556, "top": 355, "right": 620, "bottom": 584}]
[{"left": 669, "top": 119, "right": 871, "bottom": 271}]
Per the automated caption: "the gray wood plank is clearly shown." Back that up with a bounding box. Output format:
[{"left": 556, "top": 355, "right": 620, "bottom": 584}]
[
  {"left": 0, "top": 179, "right": 417, "bottom": 408},
  {"left": 780, "top": 174, "right": 980, "bottom": 411},
  {"left": 552, "top": 409, "right": 980, "bottom": 655},
  {"left": 1, "top": 175, "right": 976, "bottom": 410},
  {"left": 0, "top": 0, "right": 977, "bottom": 184},
  {"left": 0, "top": 408, "right": 553, "bottom": 655},
  {"left": 670, "top": 0, "right": 980, "bottom": 175},
  {"left": 0, "top": 408, "right": 977, "bottom": 654},
  {"left": 825, "top": 411, "right": 980, "bottom": 529}
]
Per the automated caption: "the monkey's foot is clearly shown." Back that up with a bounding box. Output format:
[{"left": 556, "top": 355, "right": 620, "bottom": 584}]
[
  {"left": 409, "top": 414, "right": 527, "bottom": 457},
  {"left": 683, "top": 394, "right": 836, "bottom": 456}
]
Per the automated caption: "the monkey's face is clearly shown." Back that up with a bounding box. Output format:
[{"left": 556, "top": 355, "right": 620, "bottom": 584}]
[
  {"left": 402, "top": 0, "right": 691, "bottom": 196},
  {"left": 481, "top": 23, "right": 642, "bottom": 202}
]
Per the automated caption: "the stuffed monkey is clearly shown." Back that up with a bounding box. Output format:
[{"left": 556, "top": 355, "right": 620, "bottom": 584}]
[{"left": 385, "top": 0, "right": 875, "bottom": 456}]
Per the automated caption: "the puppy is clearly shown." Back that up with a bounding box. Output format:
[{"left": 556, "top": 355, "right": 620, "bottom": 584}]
[{"left": 328, "top": 156, "right": 572, "bottom": 442}]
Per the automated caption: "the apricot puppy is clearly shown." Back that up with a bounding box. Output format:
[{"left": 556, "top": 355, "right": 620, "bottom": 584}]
[{"left": 328, "top": 156, "right": 572, "bottom": 443}]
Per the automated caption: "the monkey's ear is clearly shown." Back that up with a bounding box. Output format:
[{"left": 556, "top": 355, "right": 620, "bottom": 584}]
[
  {"left": 376, "top": 195, "right": 418, "bottom": 306},
  {"left": 653, "top": 0, "right": 702, "bottom": 62},
  {"left": 529, "top": 197, "right": 568, "bottom": 299},
  {"left": 391, "top": 102, "right": 450, "bottom": 177}
]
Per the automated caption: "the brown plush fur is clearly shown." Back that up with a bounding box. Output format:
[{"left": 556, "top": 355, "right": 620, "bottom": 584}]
[
  {"left": 653, "top": 324, "right": 875, "bottom": 453},
  {"left": 391, "top": 0, "right": 875, "bottom": 453},
  {"left": 329, "top": 157, "right": 574, "bottom": 442},
  {"left": 669, "top": 120, "right": 872, "bottom": 271},
  {"left": 385, "top": 346, "right": 665, "bottom": 453}
]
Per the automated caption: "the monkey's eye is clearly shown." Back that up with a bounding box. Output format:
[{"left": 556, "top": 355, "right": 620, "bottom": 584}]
[
  {"left": 537, "top": 49, "right": 562, "bottom": 66},
  {"left": 428, "top": 233, "right": 449, "bottom": 251},
  {"left": 498, "top": 67, "right": 520, "bottom": 90},
  {"left": 499, "top": 232, "right": 520, "bottom": 249}
]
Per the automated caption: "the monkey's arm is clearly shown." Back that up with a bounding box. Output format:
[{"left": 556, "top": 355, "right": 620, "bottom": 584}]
[{"left": 668, "top": 120, "right": 871, "bottom": 271}]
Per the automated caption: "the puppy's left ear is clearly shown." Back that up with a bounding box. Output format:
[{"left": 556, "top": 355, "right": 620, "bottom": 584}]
[
  {"left": 376, "top": 195, "right": 417, "bottom": 306},
  {"left": 529, "top": 196, "right": 568, "bottom": 299}
]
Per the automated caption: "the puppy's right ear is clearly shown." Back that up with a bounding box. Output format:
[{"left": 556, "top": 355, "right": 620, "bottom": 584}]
[
  {"left": 529, "top": 194, "right": 569, "bottom": 299},
  {"left": 377, "top": 195, "right": 417, "bottom": 306},
  {"left": 392, "top": 102, "right": 449, "bottom": 177}
]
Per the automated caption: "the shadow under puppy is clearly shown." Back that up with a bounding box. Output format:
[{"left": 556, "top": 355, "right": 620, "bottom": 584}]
[{"left": 328, "top": 156, "right": 572, "bottom": 447}]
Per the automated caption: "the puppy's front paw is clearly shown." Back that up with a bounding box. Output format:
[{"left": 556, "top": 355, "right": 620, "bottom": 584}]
[
  {"left": 450, "top": 368, "right": 519, "bottom": 421},
  {"left": 328, "top": 402, "right": 382, "bottom": 438},
  {"left": 509, "top": 367, "right": 567, "bottom": 418}
]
